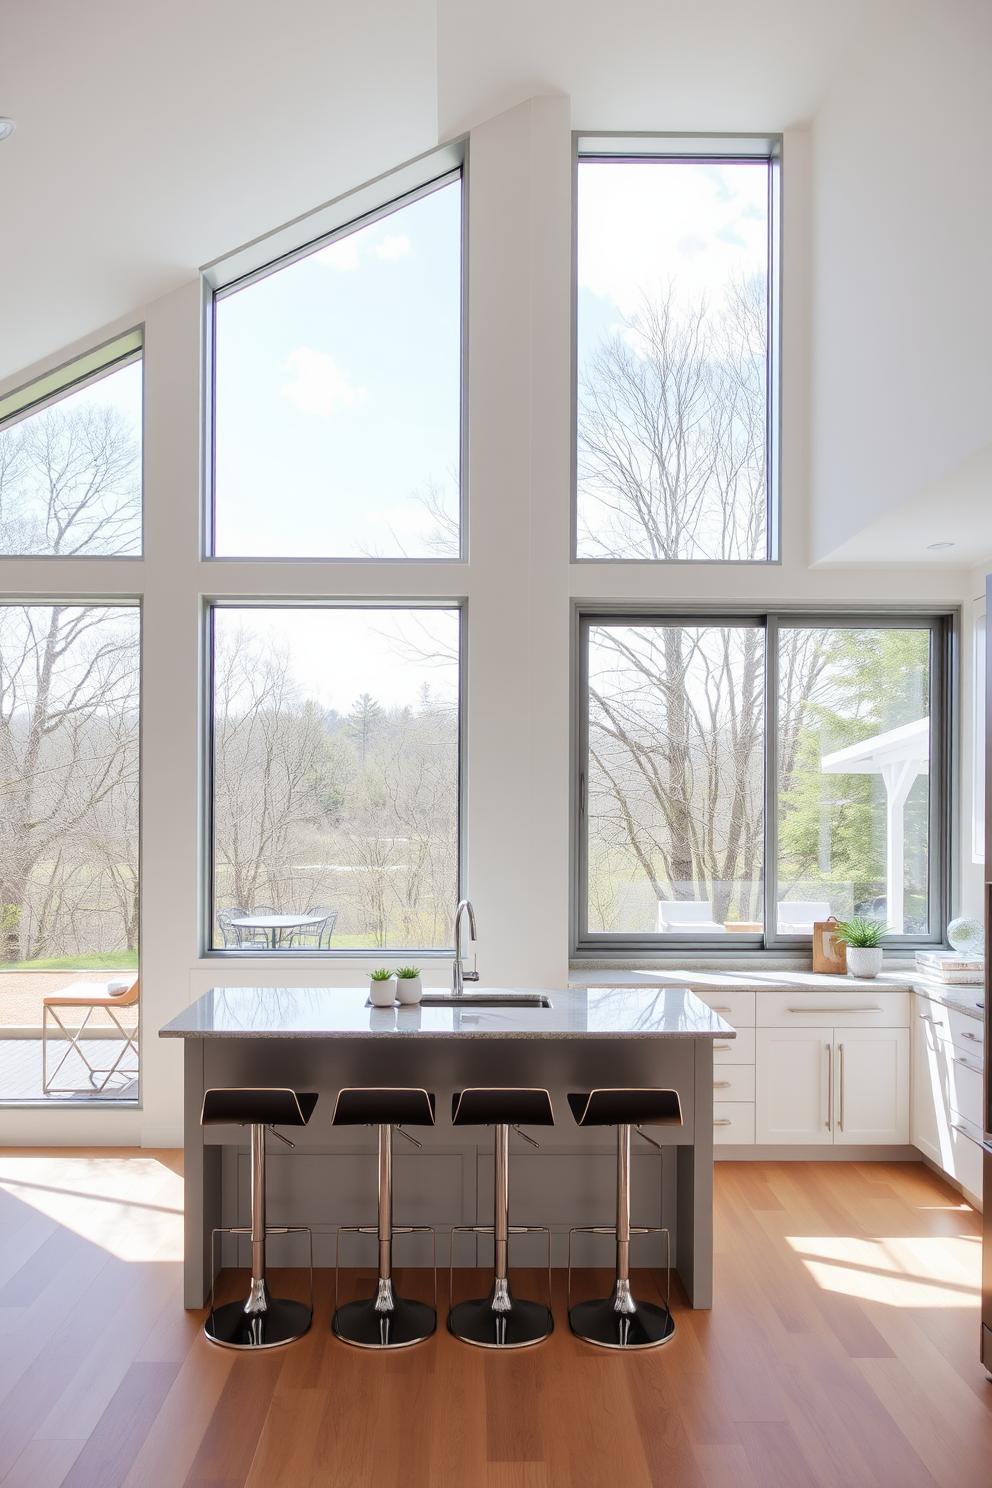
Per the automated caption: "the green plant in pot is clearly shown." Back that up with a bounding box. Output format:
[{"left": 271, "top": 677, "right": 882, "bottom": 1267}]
[
  {"left": 368, "top": 967, "right": 397, "bottom": 1006},
  {"left": 834, "top": 917, "right": 888, "bottom": 979},
  {"left": 395, "top": 965, "right": 423, "bottom": 1005}
]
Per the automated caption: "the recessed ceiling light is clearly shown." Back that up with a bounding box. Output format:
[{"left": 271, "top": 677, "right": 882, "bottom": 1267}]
[
  {"left": 927, "top": 541, "right": 954, "bottom": 550},
  {"left": 0, "top": 119, "right": 15, "bottom": 142}
]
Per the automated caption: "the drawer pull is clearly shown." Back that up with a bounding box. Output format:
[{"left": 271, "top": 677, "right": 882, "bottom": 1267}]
[
  {"left": 961, "top": 1030, "right": 982, "bottom": 1043},
  {"left": 790, "top": 1005, "right": 882, "bottom": 1013},
  {"left": 951, "top": 1122, "right": 985, "bottom": 1149},
  {"left": 952, "top": 1055, "right": 981, "bottom": 1071},
  {"left": 713, "top": 1081, "right": 731, "bottom": 1089},
  {"left": 714, "top": 1043, "right": 733, "bottom": 1051},
  {"left": 711, "top": 1006, "right": 733, "bottom": 1013},
  {"left": 713, "top": 1119, "right": 732, "bottom": 1127},
  {"left": 919, "top": 1012, "right": 945, "bottom": 1025}
]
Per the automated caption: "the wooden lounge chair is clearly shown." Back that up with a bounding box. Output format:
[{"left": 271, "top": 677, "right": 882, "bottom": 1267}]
[{"left": 43, "top": 974, "right": 140, "bottom": 1096}]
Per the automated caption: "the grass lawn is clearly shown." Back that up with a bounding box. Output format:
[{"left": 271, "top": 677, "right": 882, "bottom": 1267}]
[{"left": 0, "top": 951, "right": 140, "bottom": 972}]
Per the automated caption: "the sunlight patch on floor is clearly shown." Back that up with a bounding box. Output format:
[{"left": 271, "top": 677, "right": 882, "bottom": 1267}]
[
  {"left": 0, "top": 1154, "right": 183, "bottom": 1261},
  {"left": 785, "top": 1234, "right": 981, "bottom": 1308}
]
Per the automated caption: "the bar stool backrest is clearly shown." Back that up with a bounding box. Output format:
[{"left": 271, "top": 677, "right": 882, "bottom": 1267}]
[
  {"left": 201, "top": 1087, "right": 319, "bottom": 1127},
  {"left": 331, "top": 1087, "right": 436, "bottom": 1126},
  {"left": 451, "top": 1087, "right": 555, "bottom": 1126},
  {"left": 567, "top": 1088, "right": 683, "bottom": 1127}
]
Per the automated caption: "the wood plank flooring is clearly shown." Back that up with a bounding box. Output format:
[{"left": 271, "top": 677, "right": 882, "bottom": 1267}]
[{"left": 0, "top": 1150, "right": 988, "bottom": 1486}]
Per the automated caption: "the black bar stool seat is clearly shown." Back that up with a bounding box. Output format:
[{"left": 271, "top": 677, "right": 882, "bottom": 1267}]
[
  {"left": 331, "top": 1087, "right": 438, "bottom": 1349},
  {"left": 448, "top": 1087, "right": 554, "bottom": 1349},
  {"left": 567, "top": 1086, "right": 682, "bottom": 1351},
  {"left": 201, "top": 1086, "right": 318, "bottom": 1350}
]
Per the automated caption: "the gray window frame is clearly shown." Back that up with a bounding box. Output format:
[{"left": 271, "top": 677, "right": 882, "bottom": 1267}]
[
  {"left": 571, "top": 133, "right": 781, "bottom": 565},
  {"left": 572, "top": 604, "right": 955, "bottom": 958}
]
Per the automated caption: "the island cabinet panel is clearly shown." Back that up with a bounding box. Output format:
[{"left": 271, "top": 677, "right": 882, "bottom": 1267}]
[
  {"left": 833, "top": 1028, "right": 909, "bottom": 1144},
  {"left": 755, "top": 1028, "right": 833, "bottom": 1145}
]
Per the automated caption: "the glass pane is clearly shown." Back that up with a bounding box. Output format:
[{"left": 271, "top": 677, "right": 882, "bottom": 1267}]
[
  {"left": 586, "top": 624, "right": 764, "bottom": 934},
  {"left": 214, "top": 179, "right": 462, "bottom": 558},
  {"left": 212, "top": 607, "right": 460, "bottom": 950},
  {"left": 777, "top": 627, "right": 932, "bottom": 936},
  {"left": 576, "top": 159, "right": 769, "bottom": 560},
  {"left": 0, "top": 361, "right": 142, "bottom": 555},
  {"left": 0, "top": 605, "right": 140, "bottom": 1102}
]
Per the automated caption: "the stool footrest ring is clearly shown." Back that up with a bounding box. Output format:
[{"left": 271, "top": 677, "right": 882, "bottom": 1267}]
[
  {"left": 566, "top": 1224, "right": 673, "bottom": 1351},
  {"left": 205, "top": 1225, "right": 314, "bottom": 1351},
  {"left": 333, "top": 1225, "right": 437, "bottom": 1349}
]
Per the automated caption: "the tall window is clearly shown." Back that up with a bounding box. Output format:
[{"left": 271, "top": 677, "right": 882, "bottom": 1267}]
[
  {"left": 210, "top": 606, "right": 461, "bottom": 952},
  {"left": 575, "top": 143, "right": 778, "bottom": 561},
  {"left": 0, "top": 332, "right": 143, "bottom": 556},
  {"left": 213, "top": 174, "right": 463, "bottom": 559},
  {"left": 576, "top": 612, "right": 947, "bottom": 951}
]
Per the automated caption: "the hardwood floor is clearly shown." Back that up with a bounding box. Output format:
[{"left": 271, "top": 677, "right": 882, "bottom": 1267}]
[{"left": 0, "top": 1149, "right": 988, "bottom": 1486}]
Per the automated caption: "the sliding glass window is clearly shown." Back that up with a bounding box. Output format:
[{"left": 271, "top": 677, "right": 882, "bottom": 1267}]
[
  {"left": 575, "top": 139, "right": 779, "bottom": 561},
  {"left": 576, "top": 613, "right": 949, "bottom": 953},
  {"left": 209, "top": 605, "right": 461, "bottom": 952},
  {"left": 212, "top": 173, "right": 463, "bottom": 559}
]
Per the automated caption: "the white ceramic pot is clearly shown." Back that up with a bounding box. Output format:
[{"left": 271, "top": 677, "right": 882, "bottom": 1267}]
[
  {"left": 846, "top": 946, "right": 883, "bottom": 979},
  {"left": 396, "top": 974, "right": 422, "bottom": 1004},
  {"left": 369, "top": 975, "right": 397, "bottom": 1007}
]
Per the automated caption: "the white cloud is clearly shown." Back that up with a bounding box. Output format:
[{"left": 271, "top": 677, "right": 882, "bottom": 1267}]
[
  {"left": 375, "top": 235, "right": 410, "bottom": 260},
  {"left": 280, "top": 348, "right": 367, "bottom": 417},
  {"left": 315, "top": 238, "right": 360, "bottom": 272}
]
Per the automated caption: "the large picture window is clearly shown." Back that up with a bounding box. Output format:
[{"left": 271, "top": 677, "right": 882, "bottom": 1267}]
[
  {"left": 212, "top": 174, "right": 463, "bottom": 559},
  {"left": 576, "top": 612, "right": 948, "bottom": 952},
  {"left": 575, "top": 142, "right": 778, "bottom": 562},
  {"left": 210, "top": 605, "right": 461, "bottom": 952}
]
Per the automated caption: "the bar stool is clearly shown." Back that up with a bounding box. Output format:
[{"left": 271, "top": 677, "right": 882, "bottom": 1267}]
[
  {"left": 566, "top": 1087, "right": 682, "bottom": 1350},
  {"left": 331, "top": 1087, "right": 438, "bottom": 1348},
  {"left": 201, "top": 1086, "right": 318, "bottom": 1349},
  {"left": 448, "top": 1087, "right": 554, "bottom": 1349}
]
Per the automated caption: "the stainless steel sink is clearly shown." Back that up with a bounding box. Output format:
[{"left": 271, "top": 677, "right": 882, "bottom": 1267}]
[{"left": 420, "top": 992, "right": 552, "bottom": 1008}]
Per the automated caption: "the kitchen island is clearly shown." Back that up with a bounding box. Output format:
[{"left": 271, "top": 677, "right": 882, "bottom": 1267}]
[{"left": 160, "top": 985, "right": 734, "bottom": 1309}]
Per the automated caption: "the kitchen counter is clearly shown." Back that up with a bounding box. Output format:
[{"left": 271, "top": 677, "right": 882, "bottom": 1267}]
[{"left": 162, "top": 985, "right": 728, "bottom": 1312}]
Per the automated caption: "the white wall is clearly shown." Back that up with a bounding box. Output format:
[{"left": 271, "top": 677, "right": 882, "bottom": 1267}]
[
  {"left": 810, "top": 0, "right": 992, "bottom": 564},
  {"left": 0, "top": 94, "right": 976, "bottom": 1147}
]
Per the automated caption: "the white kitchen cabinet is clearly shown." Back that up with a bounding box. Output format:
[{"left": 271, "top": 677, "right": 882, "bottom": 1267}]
[
  {"left": 912, "top": 992, "right": 984, "bottom": 1204},
  {"left": 911, "top": 1003, "right": 944, "bottom": 1165},
  {"left": 756, "top": 1025, "right": 909, "bottom": 1145},
  {"left": 755, "top": 1028, "right": 833, "bottom": 1144},
  {"left": 833, "top": 1028, "right": 909, "bottom": 1144}
]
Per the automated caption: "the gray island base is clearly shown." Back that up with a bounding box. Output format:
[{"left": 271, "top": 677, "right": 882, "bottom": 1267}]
[{"left": 159, "top": 986, "right": 734, "bottom": 1311}]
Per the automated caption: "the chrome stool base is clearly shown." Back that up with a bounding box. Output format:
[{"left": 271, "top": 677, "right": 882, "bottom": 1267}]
[
  {"left": 333, "top": 1293, "right": 436, "bottom": 1349},
  {"left": 448, "top": 1283, "right": 553, "bottom": 1349},
  {"left": 205, "top": 1292, "right": 312, "bottom": 1350},
  {"left": 569, "top": 1289, "right": 674, "bottom": 1351}
]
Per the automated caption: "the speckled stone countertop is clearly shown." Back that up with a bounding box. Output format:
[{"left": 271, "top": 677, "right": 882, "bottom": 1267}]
[
  {"left": 159, "top": 985, "right": 736, "bottom": 1040},
  {"left": 570, "top": 968, "right": 985, "bottom": 1024}
]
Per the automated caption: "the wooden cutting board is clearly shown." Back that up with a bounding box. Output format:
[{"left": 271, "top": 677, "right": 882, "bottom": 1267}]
[{"left": 812, "top": 917, "right": 847, "bottom": 974}]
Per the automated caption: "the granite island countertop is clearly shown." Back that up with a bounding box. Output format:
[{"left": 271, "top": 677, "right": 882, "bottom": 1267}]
[
  {"left": 159, "top": 985, "right": 737, "bottom": 1040},
  {"left": 570, "top": 968, "right": 985, "bottom": 1023}
]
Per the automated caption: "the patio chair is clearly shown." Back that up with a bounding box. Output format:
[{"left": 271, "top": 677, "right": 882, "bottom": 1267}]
[
  {"left": 289, "top": 907, "right": 338, "bottom": 948},
  {"left": 657, "top": 900, "right": 727, "bottom": 933},
  {"left": 43, "top": 974, "right": 139, "bottom": 1096},
  {"left": 217, "top": 910, "right": 248, "bottom": 947}
]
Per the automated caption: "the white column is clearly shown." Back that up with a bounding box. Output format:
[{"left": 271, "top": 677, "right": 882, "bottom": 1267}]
[{"left": 880, "top": 757, "right": 919, "bottom": 934}]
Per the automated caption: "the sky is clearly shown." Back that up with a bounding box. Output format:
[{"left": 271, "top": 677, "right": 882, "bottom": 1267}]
[
  {"left": 213, "top": 606, "right": 460, "bottom": 716},
  {"left": 213, "top": 180, "right": 462, "bottom": 559}
]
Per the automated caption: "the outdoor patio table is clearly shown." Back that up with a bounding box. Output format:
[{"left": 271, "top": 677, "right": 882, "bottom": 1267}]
[{"left": 232, "top": 914, "right": 325, "bottom": 949}]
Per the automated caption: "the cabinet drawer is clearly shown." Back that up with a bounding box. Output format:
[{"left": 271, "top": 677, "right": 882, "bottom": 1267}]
[
  {"left": 714, "top": 1028, "right": 753, "bottom": 1064},
  {"left": 948, "top": 1115, "right": 985, "bottom": 1200},
  {"left": 946, "top": 1053, "right": 984, "bottom": 1127},
  {"left": 917, "top": 998, "right": 984, "bottom": 1063},
  {"left": 713, "top": 1103, "right": 755, "bottom": 1144},
  {"left": 691, "top": 990, "right": 755, "bottom": 1028},
  {"left": 759, "top": 990, "right": 909, "bottom": 1028},
  {"left": 713, "top": 1065, "right": 755, "bottom": 1102}
]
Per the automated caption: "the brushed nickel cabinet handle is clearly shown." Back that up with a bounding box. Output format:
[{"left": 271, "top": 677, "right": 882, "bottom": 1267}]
[
  {"left": 714, "top": 1043, "right": 733, "bottom": 1050},
  {"left": 919, "top": 1012, "right": 945, "bottom": 1024},
  {"left": 790, "top": 1006, "right": 882, "bottom": 1014},
  {"left": 713, "top": 1119, "right": 732, "bottom": 1127},
  {"left": 838, "top": 1042, "right": 845, "bottom": 1132},
  {"left": 713, "top": 1081, "right": 731, "bottom": 1089},
  {"left": 826, "top": 1042, "right": 833, "bottom": 1130},
  {"left": 951, "top": 1122, "right": 983, "bottom": 1148},
  {"left": 952, "top": 1055, "right": 980, "bottom": 1071},
  {"left": 711, "top": 1006, "right": 733, "bottom": 1012},
  {"left": 961, "top": 1030, "right": 981, "bottom": 1042}
]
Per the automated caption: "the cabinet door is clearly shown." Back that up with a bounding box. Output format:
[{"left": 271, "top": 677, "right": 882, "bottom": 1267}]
[
  {"left": 755, "top": 1028, "right": 833, "bottom": 1144},
  {"left": 911, "top": 1001, "right": 944, "bottom": 1165},
  {"left": 834, "top": 1027, "right": 909, "bottom": 1145}
]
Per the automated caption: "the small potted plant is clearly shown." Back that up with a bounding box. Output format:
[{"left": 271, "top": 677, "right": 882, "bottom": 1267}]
[
  {"left": 395, "top": 966, "right": 423, "bottom": 1004},
  {"left": 834, "top": 917, "right": 888, "bottom": 979},
  {"left": 368, "top": 968, "right": 397, "bottom": 1007}
]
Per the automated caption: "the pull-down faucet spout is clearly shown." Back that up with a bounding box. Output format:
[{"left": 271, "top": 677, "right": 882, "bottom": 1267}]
[{"left": 452, "top": 900, "right": 479, "bottom": 996}]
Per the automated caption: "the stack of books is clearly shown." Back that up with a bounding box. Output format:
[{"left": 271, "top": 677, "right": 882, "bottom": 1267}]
[{"left": 915, "top": 949, "right": 984, "bottom": 984}]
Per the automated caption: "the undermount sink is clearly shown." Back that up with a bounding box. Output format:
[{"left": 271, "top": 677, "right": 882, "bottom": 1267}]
[{"left": 419, "top": 992, "right": 552, "bottom": 1008}]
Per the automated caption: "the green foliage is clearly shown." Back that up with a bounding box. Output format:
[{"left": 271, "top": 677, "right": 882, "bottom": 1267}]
[
  {"left": 0, "top": 950, "right": 139, "bottom": 971},
  {"left": 395, "top": 966, "right": 421, "bottom": 978},
  {"left": 834, "top": 916, "right": 888, "bottom": 948},
  {"left": 0, "top": 904, "right": 21, "bottom": 934},
  {"left": 368, "top": 967, "right": 394, "bottom": 981}
]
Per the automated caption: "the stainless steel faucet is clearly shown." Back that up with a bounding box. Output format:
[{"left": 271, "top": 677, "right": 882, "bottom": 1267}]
[{"left": 452, "top": 899, "right": 479, "bottom": 995}]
